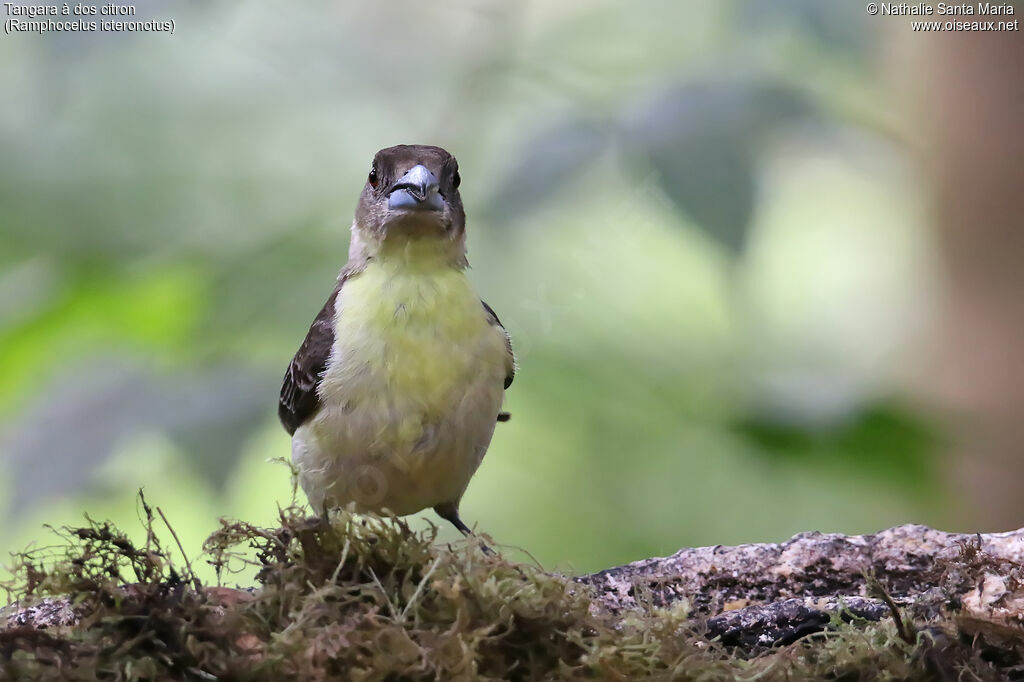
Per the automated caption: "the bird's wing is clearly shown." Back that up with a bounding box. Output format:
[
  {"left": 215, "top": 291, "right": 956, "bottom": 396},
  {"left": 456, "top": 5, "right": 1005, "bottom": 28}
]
[
  {"left": 278, "top": 272, "right": 348, "bottom": 435},
  {"left": 482, "top": 300, "right": 515, "bottom": 389}
]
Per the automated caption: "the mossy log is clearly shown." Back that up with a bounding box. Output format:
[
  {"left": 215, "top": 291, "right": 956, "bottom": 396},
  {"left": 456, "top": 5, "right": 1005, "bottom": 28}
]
[
  {"left": 3, "top": 515, "right": 1024, "bottom": 680},
  {"left": 9, "top": 524, "right": 1024, "bottom": 648}
]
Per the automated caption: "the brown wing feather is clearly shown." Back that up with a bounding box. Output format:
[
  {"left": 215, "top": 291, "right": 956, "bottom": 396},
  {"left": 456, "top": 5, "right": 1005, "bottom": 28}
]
[
  {"left": 482, "top": 300, "right": 515, "bottom": 389},
  {"left": 278, "top": 273, "right": 347, "bottom": 435}
]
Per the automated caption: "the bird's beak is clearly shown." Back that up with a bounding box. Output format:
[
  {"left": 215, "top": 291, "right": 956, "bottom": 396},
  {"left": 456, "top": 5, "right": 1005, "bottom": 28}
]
[{"left": 388, "top": 165, "right": 444, "bottom": 212}]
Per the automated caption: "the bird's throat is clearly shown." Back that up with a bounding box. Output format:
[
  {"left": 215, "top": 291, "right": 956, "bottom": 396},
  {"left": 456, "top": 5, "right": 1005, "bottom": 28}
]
[{"left": 375, "top": 234, "right": 465, "bottom": 271}]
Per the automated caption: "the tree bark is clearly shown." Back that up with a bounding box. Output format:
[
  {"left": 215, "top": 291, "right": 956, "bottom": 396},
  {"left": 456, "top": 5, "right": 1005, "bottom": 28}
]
[{"left": 578, "top": 524, "right": 1024, "bottom": 647}]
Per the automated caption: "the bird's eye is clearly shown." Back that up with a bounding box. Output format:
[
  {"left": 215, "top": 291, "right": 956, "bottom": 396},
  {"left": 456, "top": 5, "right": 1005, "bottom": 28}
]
[
  {"left": 368, "top": 168, "right": 379, "bottom": 188},
  {"left": 452, "top": 170, "right": 461, "bottom": 189}
]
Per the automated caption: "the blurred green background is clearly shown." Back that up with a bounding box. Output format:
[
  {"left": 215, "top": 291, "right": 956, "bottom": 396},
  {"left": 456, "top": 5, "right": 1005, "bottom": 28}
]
[{"left": 0, "top": 1, "right": 952, "bottom": 579}]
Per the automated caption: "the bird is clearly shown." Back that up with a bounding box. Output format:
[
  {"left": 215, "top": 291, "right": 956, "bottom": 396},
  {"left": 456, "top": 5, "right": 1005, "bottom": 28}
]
[{"left": 278, "top": 144, "right": 515, "bottom": 539}]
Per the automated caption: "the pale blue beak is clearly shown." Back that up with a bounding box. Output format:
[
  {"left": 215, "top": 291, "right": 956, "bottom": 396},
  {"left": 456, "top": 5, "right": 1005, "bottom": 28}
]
[{"left": 388, "top": 164, "right": 444, "bottom": 212}]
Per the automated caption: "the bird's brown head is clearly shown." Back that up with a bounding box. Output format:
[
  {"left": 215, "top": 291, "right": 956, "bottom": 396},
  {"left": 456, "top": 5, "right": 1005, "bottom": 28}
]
[{"left": 352, "top": 145, "right": 466, "bottom": 253}]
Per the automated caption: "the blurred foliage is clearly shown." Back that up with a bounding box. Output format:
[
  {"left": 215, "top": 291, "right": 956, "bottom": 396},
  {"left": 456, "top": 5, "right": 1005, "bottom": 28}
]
[{"left": 0, "top": 0, "right": 943, "bottom": 576}]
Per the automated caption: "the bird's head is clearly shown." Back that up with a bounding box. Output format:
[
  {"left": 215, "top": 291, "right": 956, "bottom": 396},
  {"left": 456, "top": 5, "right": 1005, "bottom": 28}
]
[{"left": 350, "top": 145, "right": 466, "bottom": 261}]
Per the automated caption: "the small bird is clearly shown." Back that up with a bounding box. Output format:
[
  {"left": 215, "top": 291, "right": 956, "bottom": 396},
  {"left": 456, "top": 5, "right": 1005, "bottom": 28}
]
[{"left": 279, "top": 145, "right": 514, "bottom": 538}]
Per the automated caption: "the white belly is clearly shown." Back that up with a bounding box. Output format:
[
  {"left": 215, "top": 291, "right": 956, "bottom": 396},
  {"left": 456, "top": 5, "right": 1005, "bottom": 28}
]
[{"left": 292, "top": 370, "right": 503, "bottom": 516}]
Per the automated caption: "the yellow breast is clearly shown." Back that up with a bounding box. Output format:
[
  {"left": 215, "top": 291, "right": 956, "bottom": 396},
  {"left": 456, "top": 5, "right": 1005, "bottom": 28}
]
[
  {"left": 319, "top": 243, "right": 504, "bottom": 422},
  {"left": 295, "top": 240, "right": 508, "bottom": 514}
]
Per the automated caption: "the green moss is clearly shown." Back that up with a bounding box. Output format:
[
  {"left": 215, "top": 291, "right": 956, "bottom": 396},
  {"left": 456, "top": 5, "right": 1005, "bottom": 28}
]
[{"left": 1, "top": 496, "right": 1022, "bottom": 681}]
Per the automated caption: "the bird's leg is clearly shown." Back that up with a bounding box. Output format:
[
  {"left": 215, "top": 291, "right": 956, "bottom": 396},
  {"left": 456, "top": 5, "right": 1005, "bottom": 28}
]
[
  {"left": 300, "top": 506, "right": 332, "bottom": 531},
  {"left": 434, "top": 503, "right": 494, "bottom": 556},
  {"left": 435, "top": 503, "right": 472, "bottom": 536}
]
